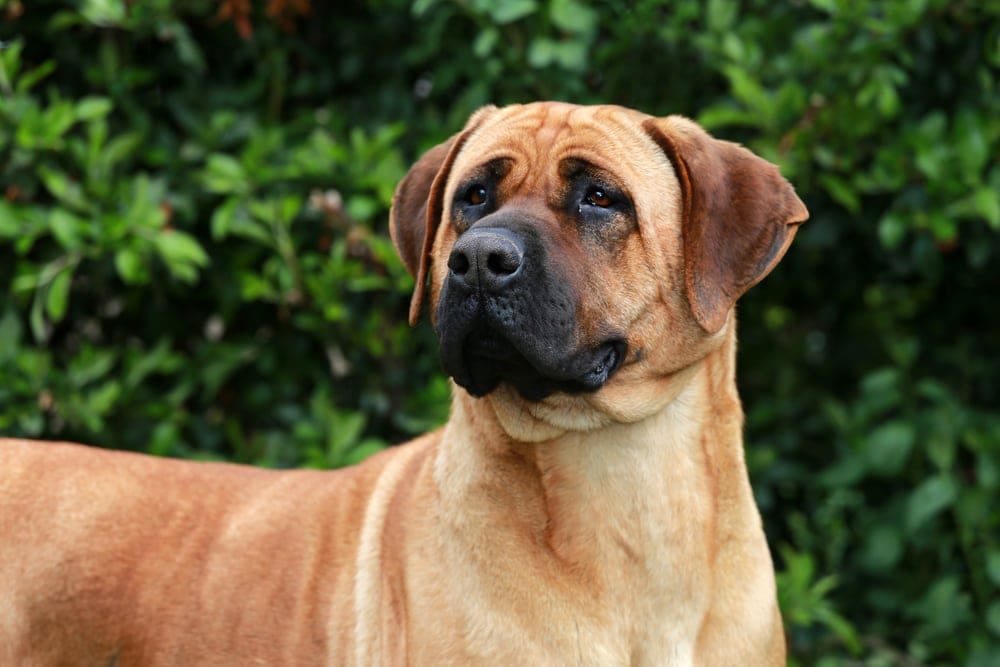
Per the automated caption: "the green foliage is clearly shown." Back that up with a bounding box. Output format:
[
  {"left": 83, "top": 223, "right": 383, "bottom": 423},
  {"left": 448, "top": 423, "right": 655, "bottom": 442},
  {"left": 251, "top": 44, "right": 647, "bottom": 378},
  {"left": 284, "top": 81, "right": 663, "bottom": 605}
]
[{"left": 1, "top": 0, "right": 997, "bottom": 663}]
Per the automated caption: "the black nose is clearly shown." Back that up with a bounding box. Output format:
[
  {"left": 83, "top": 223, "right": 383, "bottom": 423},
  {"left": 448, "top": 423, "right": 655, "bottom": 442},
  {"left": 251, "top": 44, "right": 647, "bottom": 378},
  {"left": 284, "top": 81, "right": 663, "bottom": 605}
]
[{"left": 447, "top": 228, "right": 525, "bottom": 292}]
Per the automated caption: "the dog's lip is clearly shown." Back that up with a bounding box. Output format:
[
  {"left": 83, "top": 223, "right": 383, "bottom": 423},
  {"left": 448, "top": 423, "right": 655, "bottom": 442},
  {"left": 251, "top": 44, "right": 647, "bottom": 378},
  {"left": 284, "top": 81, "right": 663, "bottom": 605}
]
[
  {"left": 583, "top": 339, "right": 627, "bottom": 387},
  {"left": 457, "top": 329, "right": 627, "bottom": 401}
]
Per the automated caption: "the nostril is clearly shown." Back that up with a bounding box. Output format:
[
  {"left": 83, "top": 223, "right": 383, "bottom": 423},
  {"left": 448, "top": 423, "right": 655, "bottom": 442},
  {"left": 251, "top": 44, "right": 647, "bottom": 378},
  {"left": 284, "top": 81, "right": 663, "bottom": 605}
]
[
  {"left": 487, "top": 250, "right": 519, "bottom": 276},
  {"left": 448, "top": 229, "right": 525, "bottom": 289},
  {"left": 448, "top": 252, "right": 470, "bottom": 275}
]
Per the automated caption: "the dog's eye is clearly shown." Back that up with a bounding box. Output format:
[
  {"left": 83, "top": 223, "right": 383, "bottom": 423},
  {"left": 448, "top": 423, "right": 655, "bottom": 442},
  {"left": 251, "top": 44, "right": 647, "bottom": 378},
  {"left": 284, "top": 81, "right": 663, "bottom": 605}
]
[
  {"left": 464, "top": 184, "right": 488, "bottom": 206},
  {"left": 583, "top": 187, "right": 612, "bottom": 208}
]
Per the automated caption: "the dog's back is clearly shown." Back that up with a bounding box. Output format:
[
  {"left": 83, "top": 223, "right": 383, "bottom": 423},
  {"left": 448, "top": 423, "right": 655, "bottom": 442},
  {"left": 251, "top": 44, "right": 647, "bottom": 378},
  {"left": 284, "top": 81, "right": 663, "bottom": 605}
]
[{"left": 0, "top": 437, "right": 430, "bottom": 665}]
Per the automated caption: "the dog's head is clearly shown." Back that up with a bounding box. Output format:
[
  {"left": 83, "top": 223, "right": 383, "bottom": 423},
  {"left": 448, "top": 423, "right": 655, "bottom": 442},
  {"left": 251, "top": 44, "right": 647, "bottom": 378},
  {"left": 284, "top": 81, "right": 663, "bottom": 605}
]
[{"left": 391, "top": 103, "right": 807, "bottom": 425}]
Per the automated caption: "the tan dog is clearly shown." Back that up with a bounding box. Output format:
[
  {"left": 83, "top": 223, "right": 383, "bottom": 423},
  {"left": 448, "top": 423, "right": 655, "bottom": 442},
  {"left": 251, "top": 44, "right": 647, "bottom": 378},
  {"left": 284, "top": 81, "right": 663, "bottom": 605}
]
[{"left": 0, "top": 102, "right": 807, "bottom": 665}]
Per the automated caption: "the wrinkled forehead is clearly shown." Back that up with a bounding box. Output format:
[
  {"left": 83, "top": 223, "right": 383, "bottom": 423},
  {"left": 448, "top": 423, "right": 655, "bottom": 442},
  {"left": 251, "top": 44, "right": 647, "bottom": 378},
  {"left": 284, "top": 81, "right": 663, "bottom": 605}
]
[{"left": 447, "top": 103, "right": 675, "bottom": 194}]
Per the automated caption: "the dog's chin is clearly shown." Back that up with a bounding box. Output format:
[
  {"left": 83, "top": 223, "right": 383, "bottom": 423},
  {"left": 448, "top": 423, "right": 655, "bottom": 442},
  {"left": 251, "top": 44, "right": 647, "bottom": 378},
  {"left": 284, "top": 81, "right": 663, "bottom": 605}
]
[{"left": 448, "top": 329, "right": 626, "bottom": 402}]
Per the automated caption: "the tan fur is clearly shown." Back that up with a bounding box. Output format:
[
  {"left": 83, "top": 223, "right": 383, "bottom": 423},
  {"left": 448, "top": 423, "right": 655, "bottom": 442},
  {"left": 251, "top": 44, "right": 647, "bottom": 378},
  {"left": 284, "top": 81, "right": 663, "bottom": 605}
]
[{"left": 0, "top": 102, "right": 806, "bottom": 665}]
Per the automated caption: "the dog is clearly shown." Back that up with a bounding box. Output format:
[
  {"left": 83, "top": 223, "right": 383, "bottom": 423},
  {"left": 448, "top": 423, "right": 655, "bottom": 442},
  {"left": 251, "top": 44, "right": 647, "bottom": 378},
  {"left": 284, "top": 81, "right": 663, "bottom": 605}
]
[{"left": 0, "top": 102, "right": 807, "bottom": 665}]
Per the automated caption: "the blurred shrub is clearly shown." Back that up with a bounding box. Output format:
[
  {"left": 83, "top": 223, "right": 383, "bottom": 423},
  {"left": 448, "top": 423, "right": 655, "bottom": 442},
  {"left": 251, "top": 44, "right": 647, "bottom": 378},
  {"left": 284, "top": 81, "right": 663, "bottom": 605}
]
[{"left": 0, "top": 0, "right": 997, "bottom": 663}]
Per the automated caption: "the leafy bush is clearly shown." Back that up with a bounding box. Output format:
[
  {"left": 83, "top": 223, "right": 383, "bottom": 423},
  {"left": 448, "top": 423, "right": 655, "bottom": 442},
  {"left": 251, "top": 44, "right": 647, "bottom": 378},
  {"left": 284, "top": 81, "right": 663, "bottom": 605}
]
[{"left": 1, "top": 0, "right": 997, "bottom": 663}]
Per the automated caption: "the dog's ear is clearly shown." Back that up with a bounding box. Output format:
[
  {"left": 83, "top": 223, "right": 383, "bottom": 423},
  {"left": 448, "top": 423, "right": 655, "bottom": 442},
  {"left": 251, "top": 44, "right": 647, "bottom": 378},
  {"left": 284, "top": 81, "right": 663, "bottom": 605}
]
[
  {"left": 390, "top": 106, "right": 498, "bottom": 325},
  {"left": 643, "top": 116, "right": 808, "bottom": 333}
]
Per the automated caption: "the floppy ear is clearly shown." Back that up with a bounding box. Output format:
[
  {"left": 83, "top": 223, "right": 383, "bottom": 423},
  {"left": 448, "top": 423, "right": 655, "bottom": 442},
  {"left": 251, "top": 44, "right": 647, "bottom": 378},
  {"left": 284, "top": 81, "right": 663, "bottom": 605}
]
[
  {"left": 643, "top": 116, "right": 809, "bottom": 333},
  {"left": 390, "top": 105, "right": 497, "bottom": 325}
]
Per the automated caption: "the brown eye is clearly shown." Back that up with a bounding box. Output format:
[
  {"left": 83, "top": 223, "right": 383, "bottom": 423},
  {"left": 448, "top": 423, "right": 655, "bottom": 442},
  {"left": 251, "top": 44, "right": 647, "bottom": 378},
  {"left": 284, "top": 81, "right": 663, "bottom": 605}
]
[
  {"left": 465, "top": 184, "right": 488, "bottom": 206},
  {"left": 584, "top": 187, "right": 611, "bottom": 208}
]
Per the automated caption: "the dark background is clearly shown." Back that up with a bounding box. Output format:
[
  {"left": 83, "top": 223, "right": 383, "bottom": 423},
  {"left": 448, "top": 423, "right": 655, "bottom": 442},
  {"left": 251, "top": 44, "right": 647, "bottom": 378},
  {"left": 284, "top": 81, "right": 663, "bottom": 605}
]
[{"left": 1, "top": 1, "right": 997, "bottom": 663}]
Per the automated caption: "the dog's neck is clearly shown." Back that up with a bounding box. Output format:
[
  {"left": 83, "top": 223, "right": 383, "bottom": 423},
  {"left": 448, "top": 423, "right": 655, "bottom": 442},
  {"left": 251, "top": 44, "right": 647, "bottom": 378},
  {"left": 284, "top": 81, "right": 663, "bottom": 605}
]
[{"left": 433, "top": 325, "right": 748, "bottom": 572}]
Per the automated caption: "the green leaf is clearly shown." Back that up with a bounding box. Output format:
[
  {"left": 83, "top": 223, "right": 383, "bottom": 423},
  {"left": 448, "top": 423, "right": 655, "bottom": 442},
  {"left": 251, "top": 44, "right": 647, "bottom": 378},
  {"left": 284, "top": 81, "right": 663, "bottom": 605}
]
[
  {"left": 86, "top": 380, "right": 122, "bottom": 416},
  {"left": 411, "top": 0, "right": 440, "bottom": 16},
  {"left": 877, "top": 82, "right": 900, "bottom": 118},
  {"left": 80, "top": 0, "right": 127, "bottom": 27},
  {"left": 719, "top": 33, "right": 746, "bottom": 64},
  {"left": 705, "top": 0, "right": 738, "bottom": 31},
  {"left": 550, "top": 40, "right": 588, "bottom": 71},
  {"left": 818, "top": 453, "right": 866, "bottom": 487},
  {"left": 341, "top": 439, "right": 386, "bottom": 468},
  {"left": 528, "top": 37, "right": 557, "bottom": 67},
  {"left": 148, "top": 422, "right": 180, "bottom": 457},
  {"left": 211, "top": 198, "right": 269, "bottom": 244},
  {"left": 199, "top": 343, "right": 255, "bottom": 400},
  {"left": 974, "top": 187, "right": 1000, "bottom": 228},
  {"left": 819, "top": 174, "right": 860, "bottom": 213},
  {"left": 807, "top": 0, "right": 838, "bottom": 14},
  {"left": 551, "top": 0, "right": 597, "bottom": 34},
  {"left": 202, "top": 154, "right": 249, "bottom": 195},
  {"left": 987, "top": 602, "right": 1000, "bottom": 637},
  {"left": 167, "top": 22, "right": 206, "bottom": 73},
  {"left": 16, "top": 60, "right": 56, "bottom": 93},
  {"left": 29, "top": 290, "right": 47, "bottom": 342},
  {"left": 12, "top": 267, "right": 40, "bottom": 293},
  {"left": 925, "top": 429, "right": 957, "bottom": 470},
  {"left": 911, "top": 576, "right": 972, "bottom": 635},
  {"left": 953, "top": 108, "right": 989, "bottom": 174},
  {"left": 877, "top": 212, "right": 906, "bottom": 249},
  {"left": 0, "top": 308, "right": 23, "bottom": 363},
  {"left": 865, "top": 420, "right": 914, "bottom": 475},
  {"left": 473, "top": 27, "right": 499, "bottom": 58},
  {"left": 722, "top": 64, "right": 772, "bottom": 119},
  {"left": 319, "top": 410, "right": 369, "bottom": 467},
  {"left": 527, "top": 37, "right": 588, "bottom": 72},
  {"left": 75, "top": 96, "right": 113, "bottom": 121},
  {"left": 45, "top": 268, "right": 72, "bottom": 322},
  {"left": 154, "top": 230, "right": 209, "bottom": 283},
  {"left": 68, "top": 346, "right": 116, "bottom": 386},
  {"left": 697, "top": 105, "right": 756, "bottom": 130},
  {"left": 346, "top": 195, "right": 378, "bottom": 222},
  {"left": 101, "top": 132, "right": 143, "bottom": 173},
  {"left": 860, "top": 524, "right": 903, "bottom": 573},
  {"left": 49, "top": 209, "right": 83, "bottom": 249},
  {"left": 906, "top": 474, "right": 957, "bottom": 533},
  {"left": 42, "top": 100, "right": 77, "bottom": 143},
  {"left": 927, "top": 211, "right": 957, "bottom": 242},
  {"left": 38, "top": 166, "right": 90, "bottom": 213},
  {"left": 114, "top": 247, "right": 148, "bottom": 284},
  {"left": 978, "top": 451, "right": 999, "bottom": 489},
  {"left": 986, "top": 550, "right": 1000, "bottom": 587},
  {"left": 486, "top": 0, "right": 537, "bottom": 24},
  {"left": 0, "top": 201, "right": 29, "bottom": 238}
]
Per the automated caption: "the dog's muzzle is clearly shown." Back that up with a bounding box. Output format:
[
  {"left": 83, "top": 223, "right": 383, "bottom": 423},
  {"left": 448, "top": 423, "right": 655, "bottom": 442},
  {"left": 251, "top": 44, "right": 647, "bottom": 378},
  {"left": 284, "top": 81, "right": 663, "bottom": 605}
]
[{"left": 435, "top": 221, "right": 626, "bottom": 401}]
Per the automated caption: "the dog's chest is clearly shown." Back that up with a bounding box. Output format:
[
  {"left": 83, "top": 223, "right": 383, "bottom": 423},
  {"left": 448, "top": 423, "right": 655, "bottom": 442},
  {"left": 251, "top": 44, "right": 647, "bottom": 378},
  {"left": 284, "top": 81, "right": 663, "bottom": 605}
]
[
  {"left": 592, "top": 492, "right": 710, "bottom": 667},
  {"left": 548, "top": 422, "right": 716, "bottom": 664}
]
